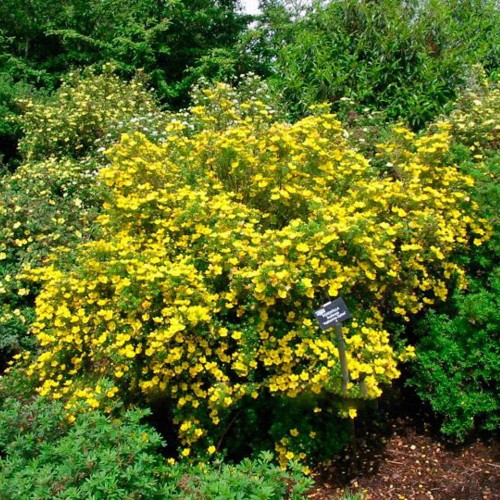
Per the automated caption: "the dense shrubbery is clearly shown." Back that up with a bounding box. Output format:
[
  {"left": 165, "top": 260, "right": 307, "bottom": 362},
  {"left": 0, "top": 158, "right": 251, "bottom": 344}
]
[
  {"left": 254, "top": 0, "right": 499, "bottom": 128},
  {"left": 408, "top": 79, "right": 499, "bottom": 440},
  {"left": 0, "top": 71, "right": 166, "bottom": 369},
  {"left": 447, "top": 73, "right": 499, "bottom": 154},
  {"left": 0, "top": 397, "right": 168, "bottom": 498},
  {"left": 9, "top": 80, "right": 489, "bottom": 465},
  {"left": 0, "top": 0, "right": 248, "bottom": 165},
  {"left": 410, "top": 273, "right": 499, "bottom": 440},
  {"left": 1, "top": 4, "right": 499, "bottom": 491},
  {"left": 0, "top": 156, "right": 100, "bottom": 366},
  {"left": 3, "top": 0, "right": 499, "bottom": 167},
  {"left": 17, "top": 67, "right": 163, "bottom": 161}
]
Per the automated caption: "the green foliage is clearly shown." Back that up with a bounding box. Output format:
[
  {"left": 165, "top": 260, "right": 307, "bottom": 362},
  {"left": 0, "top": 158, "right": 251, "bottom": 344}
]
[
  {"left": 0, "top": 397, "right": 170, "bottom": 499},
  {"left": 169, "top": 452, "right": 313, "bottom": 499},
  {"left": 268, "top": 394, "right": 352, "bottom": 465},
  {"left": 219, "top": 393, "right": 351, "bottom": 465},
  {"left": 0, "top": 53, "right": 52, "bottom": 167},
  {"left": 255, "top": 0, "right": 499, "bottom": 128},
  {"left": 0, "top": 60, "right": 37, "bottom": 139},
  {"left": 409, "top": 271, "right": 500, "bottom": 440},
  {"left": 0, "top": 0, "right": 248, "bottom": 166},
  {"left": 340, "top": 490, "right": 367, "bottom": 500},
  {"left": 408, "top": 77, "right": 499, "bottom": 441},
  {"left": 0, "top": 0, "right": 246, "bottom": 92},
  {"left": 0, "top": 395, "right": 312, "bottom": 499}
]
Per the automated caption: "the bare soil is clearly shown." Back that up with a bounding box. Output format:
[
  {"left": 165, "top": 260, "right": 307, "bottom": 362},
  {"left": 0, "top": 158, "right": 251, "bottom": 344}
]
[{"left": 309, "top": 389, "right": 499, "bottom": 499}]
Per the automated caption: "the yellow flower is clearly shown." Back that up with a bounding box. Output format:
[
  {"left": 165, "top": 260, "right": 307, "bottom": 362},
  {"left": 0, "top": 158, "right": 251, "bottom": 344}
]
[
  {"left": 17, "top": 81, "right": 488, "bottom": 459},
  {"left": 296, "top": 243, "right": 309, "bottom": 253}
]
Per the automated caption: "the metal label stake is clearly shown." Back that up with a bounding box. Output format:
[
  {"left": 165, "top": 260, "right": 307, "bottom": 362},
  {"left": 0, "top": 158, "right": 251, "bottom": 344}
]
[{"left": 314, "top": 296, "right": 352, "bottom": 395}]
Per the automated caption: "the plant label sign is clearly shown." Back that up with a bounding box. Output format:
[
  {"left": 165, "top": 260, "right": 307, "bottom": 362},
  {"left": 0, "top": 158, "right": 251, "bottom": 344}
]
[{"left": 314, "top": 296, "right": 351, "bottom": 330}]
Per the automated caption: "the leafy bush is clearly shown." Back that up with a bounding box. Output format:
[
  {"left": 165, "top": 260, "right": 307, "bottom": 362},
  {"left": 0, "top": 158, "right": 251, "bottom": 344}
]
[
  {"left": 0, "top": 396, "right": 169, "bottom": 499},
  {"left": 255, "top": 0, "right": 499, "bottom": 128},
  {"left": 409, "top": 272, "right": 499, "bottom": 440},
  {"left": 0, "top": 0, "right": 248, "bottom": 164},
  {"left": 0, "top": 71, "right": 166, "bottom": 368},
  {"left": 446, "top": 68, "right": 499, "bottom": 153},
  {"left": 17, "top": 67, "right": 163, "bottom": 161},
  {"left": 14, "top": 82, "right": 488, "bottom": 464},
  {"left": 169, "top": 452, "right": 313, "bottom": 499},
  {"left": 0, "top": 157, "right": 101, "bottom": 368},
  {"left": 0, "top": 395, "right": 312, "bottom": 499},
  {"left": 0, "top": 36, "right": 56, "bottom": 167},
  {"left": 408, "top": 75, "right": 499, "bottom": 440}
]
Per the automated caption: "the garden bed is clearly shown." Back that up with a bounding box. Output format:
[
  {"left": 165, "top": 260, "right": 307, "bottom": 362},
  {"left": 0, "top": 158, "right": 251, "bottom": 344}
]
[{"left": 310, "top": 389, "right": 499, "bottom": 499}]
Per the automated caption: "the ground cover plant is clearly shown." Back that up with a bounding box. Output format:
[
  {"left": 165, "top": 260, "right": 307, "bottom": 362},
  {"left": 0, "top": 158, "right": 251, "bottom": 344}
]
[
  {"left": 0, "top": 395, "right": 312, "bottom": 499},
  {"left": 7, "top": 78, "right": 489, "bottom": 470}
]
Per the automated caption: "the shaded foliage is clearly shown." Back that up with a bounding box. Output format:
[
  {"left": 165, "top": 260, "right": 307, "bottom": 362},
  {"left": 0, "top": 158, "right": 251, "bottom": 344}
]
[{"left": 0, "top": 395, "right": 313, "bottom": 499}]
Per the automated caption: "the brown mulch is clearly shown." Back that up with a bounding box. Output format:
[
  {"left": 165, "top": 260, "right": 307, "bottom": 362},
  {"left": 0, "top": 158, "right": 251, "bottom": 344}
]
[{"left": 308, "top": 405, "right": 499, "bottom": 499}]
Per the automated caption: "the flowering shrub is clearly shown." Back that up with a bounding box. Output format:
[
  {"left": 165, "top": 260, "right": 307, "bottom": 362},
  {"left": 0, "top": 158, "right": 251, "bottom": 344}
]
[
  {"left": 17, "top": 83, "right": 487, "bottom": 463},
  {"left": 17, "top": 66, "right": 164, "bottom": 161},
  {"left": 0, "top": 157, "right": 101, "bottom": 367},
  {"left": 446, "top": 71, "right": 499, "bottom": 153},
  {"left": 0, "top": 70, "right": 167, "bottom": 368},
  {"left": 408, "top": 75, "right": 499, "bottom": 441}
]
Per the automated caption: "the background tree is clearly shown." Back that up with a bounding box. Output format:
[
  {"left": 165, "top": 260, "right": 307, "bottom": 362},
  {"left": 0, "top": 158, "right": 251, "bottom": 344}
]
[
  {"left": 0, "top": 0, "right": 248, "bottom": 166},
  {"left": 251, "top": 0, "right": 499, "bottom": 127}
]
